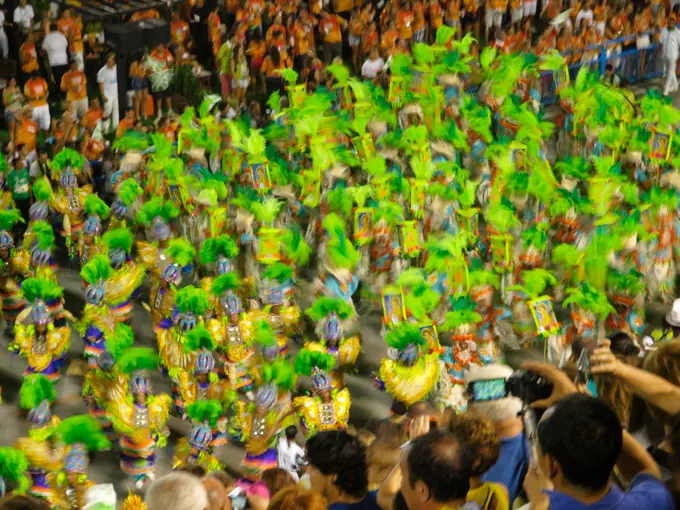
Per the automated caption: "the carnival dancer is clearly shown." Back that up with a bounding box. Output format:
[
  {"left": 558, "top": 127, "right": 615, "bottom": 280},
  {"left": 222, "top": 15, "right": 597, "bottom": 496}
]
[
  {"left": 135, "top": 197, "right": 180, "bottom": 282},
  {"left": 14, "top": 278, "right": 70, "bottom": 382},
  {"left": 606, "top": 268, "right": 646, "bottom": 343},
  {"left": 199, "top": 234, "right": 240, "bottom": 316},
  {"left": 51, "top": 415, "right": 111, "bottom": 510},
  {"left": 0, "top": 447, "right": 30, "bottom": 499},
  {"left": 173, "top": 401, "right": 224, "bottom": 473},
  {"left": 0, "top": 209, "right": 30, "bottom": 336},
  {"left": 468, "top": 263, "right": 509, "bottom": 364},
  {"left": 15, "top": 374, "right": 64, "bottom": 505},
  {"left": 258, "top": 262, "right": 301, "bottom": 356},
  {"left": 23, "top": 221, "right": 58, "bottom": 282},
  {"left": 78, "top": 195, "right": 109, "bottom": 266},
  {"left": 102, "top": 228, "right": 145, "bottom": 324},
  {"left": 293, "top": 348, "right": 350, "bottom": 438},
  {"left": 304, "top": 296, "right": 360, "bottom": 390},
  {"left": 28, "top": 178, "right": 53, "bottom": 231},
  {"left": 110, "top": 179, "right": 144, "bottom": 229},
  {"left": 107, "top": 347, "right": 171, "bottom": 489}
]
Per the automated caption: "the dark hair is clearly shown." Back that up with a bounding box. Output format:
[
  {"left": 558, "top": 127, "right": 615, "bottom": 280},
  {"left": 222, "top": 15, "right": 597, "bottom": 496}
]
[
  {"left": 406, "top": 430, "right": 472, "bottom": 503},
  {"left": 261, "top": 468, "right": 296, "bottom": 497},
  {"left": 208, "top": 470, "right": 235, "bottom": 490},
  {"left": 306, "top": 430, "right": 369, "bottom": 499},
  {"left": 0, "top": 496, "right": 50, "bottom": 510},
  {"left": 608, "top": 332, "right": 640, "bottom": 358},
  {"left": 537, "top": 393, "right": 622, "bottom": 491},
  {"left": 174, "top": 464, "right": 207, "bottom": 478},
  {"left": 270, "top": 47, "right": 281, "bottom": 67},
  {"left": 285, "top": 425, "right": 298, "bottom": 440}
]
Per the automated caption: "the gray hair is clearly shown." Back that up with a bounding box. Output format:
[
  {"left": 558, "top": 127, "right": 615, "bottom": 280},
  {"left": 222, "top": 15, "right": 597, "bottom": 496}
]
[{"left": 145, "top": 472, "right": 209, "bottom": 510}]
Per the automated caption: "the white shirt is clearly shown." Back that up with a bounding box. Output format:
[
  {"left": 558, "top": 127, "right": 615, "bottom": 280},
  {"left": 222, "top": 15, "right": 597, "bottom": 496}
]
[
  {"left": 665, "top": 28, "right": 680, "bottom": 61},
  {"left": 97, "top": 65, "right": 118, "bottom": 97},
  {"left": 276, "top": 437, "right": 305, "bottom": 481},
  {"left": 575, "top": 8, "right": 593, "bottom": 28},
  {"left": 361, "top": 57, "right": 385, "bottom": 79},
  {"left": 13, "top": 4, "right": 35, "bottom": 31},
  {"left": 0, "top": 11, "right": 5, "bottom": 28},
  {"left": 42, "top": 31, "right": 69, "bottom": 67}
]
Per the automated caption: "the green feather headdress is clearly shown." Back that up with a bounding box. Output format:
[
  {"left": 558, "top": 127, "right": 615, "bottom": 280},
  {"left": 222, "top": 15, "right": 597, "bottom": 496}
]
[
  {"left": 507, "top": 269, "right": 557, "bottom": 300},
  {"left": 0, "top": 209, "right": 23, "bottom": 233},
  {"left": 184, "top": 324, "right": 216, "bottom": 352},
  {"left": 323, "top": 213, "right": 360, "bottom": 270},
  {"left": 55, "top": 415, "right": 112, "bottom": 452},
  {"left": 520, "top": 223, "right": 549, "bottom": 251},
  {"left": 261, "top": 262, "right": 294, "bottom": 284},
  {"left": 554, "top": 155, "right": 590, "bottom": 180},
  {"left": 281, "top": 226, "right": 312, "bottom": 267},
  {"left": 551, "top": 244, "right": 584, "bottom": 271},
  {"left": 32, "top": 178, "right": 53, "bottom": 202},
  {"left": 607, "top": 268, "right": 645, "bottom": 297},
  {"left": 383, "top": 324, "right": 426, "bottom": 350},
  {"left": 19, "top": 374, "right": 55, "bottom": 411},
  {"left": 21, "top": 277, "right": 63, "bottom": 304},
  {"left": 199, "top": 235, "right": 239, "bottom": 265},
  {"left": 29, "top": 220, "right": 55, "bottom": 250},
  {"left": 175, "top": 286, "right": 210, "bottom": 316},
  {"left": 102, "top": 228, "right": 134, "bottom": 255},
  {"left": 80, "top": 255, "right": 113, "bottom": 285},
  {"left": 0, "top": 447, "right": 30, "bottom": 495},
  {"left": 440, "top": 295, "right": 482, "bottom": 331},
  {"left": 397, "top": 268, "right": 441, "bottom": 320},
  {"left": 468, "top": 268, "right": 500, "bottom": 289},
  {"left": 484, "top": 200, "right": 520, "bottom": 234},
  {"left": 294, "top": 348, "right": 336, "bottom": 376},
  {"left": 260, "top": 359, "right": 297, "bottom": 391},
  {"left": 50, "top": 148, "right": 86, "bottom": 173},
  {"left": 211, "top": 272, "right": 241, "bottom": 296},
  {"left": 305, "top": 296, "right": 355, "bottom": 322},
  {"left": 105, "top": 323, "right": 135, "bottom": 361},
  {"left": 165, "top": 239, "right": 196, "bottom": 267},
  {"left": 251, "top": 198, "right": 282, "bottom": 226},
  {"left": 116, "top": 347, "right": 161, "bottom": 374},
  {"left": 136, "top": 197, "right": 180, "bottom": 226},
  {"left": 186, "top": 400, "right": 223, "bottom": 428},
  {"left": 117, "top": 179, "right": 144, "bottom": 207},
  {"left": 562, "top": 282, "right": 615, "bottom": 320},
  {"left": 326, "top": 186, "right": 354, "bottom": 219},
  {"left": 112, "top": 131, "right": 150, "bottom": 152},
  {"left": 253, "top": 320, "right": 277, "bottom": 350}
]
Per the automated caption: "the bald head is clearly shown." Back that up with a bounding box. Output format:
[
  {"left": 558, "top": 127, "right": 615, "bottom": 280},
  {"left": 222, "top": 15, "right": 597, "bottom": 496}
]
[
  {"left": 203, "top": 476, "right": 227, "bottom": 510},
  {"left": 145, "top": 472, "right": 209, "bottom": 510}
]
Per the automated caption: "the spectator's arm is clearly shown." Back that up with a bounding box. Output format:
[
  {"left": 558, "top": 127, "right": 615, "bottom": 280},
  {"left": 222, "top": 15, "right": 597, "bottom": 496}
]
[
  {"left": 616, "top": 430, "right": 662, "bottom": 481},
  {"left": 377, "top": 462, "right": 401, "bottom": 510},
  {"left": 591, "top": 340, "right": 680, "bottom": 416}
]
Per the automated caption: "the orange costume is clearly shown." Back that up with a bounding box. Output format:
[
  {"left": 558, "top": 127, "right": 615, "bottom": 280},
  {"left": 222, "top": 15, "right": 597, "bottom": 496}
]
[
  {"left": 24, "top": 78, "right": 49, "bottom": 108},
  {"left": 171, "top": 20, "right": 190, "bottom": 46},
  {"left": 397, "top": 9, "right": 414, "bottom": 40},
  {"left": 61, "top": 69, "right": 87, "bottom": 102},
  {"left": 17, "top": 118, "right": 39, "bottom": 151},
  {"left": 82, "top": 107, "right": 103, "bottom": 132},
  {"left": 20, "top": 41, "right": 39, "bottom": 74}
]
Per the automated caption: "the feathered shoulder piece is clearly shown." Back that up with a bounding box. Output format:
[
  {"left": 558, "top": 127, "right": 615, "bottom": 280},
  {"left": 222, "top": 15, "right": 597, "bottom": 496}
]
[
  {"left": 260, "top": 359, "right": 297, "bottom": 391},
  {"left": 32, "top": 178, "right": 53, "bottom": 202},
  {"left": 468, "top": 267, "right": 500, "bottom": 290},
  {"left": 440, "top": 295, "right": 483, "bottom": 331},
  {"left": 261, "top": 262, "right": 294, "bottom": 283},
  {"left": 305, "top": 297, "right": 355, "bottom": 322},
  {"left": 20, "top": 374, "right": 56, "bottom": 411},
  {"left": 84, "top": 194, "right": 110, "bottom": 219},
  {"left": 251, "top": 198, "right": 283, "bottom": 226},
  {"left": 294, "top": 348, "right": 336, "bottom": 376},
  {"left": 0, "top": 448, "right": 30, "bottom": 495},
  {"left": 116, "top": 347, "right": 160, "bottom": 374},
  {"left": 199, "top": 235, "right": 239, "bottom": 265},
  {"left": 507, "top": 269, "right": 557, "bottom": 300},
  {"left": 175, "top": 286, "right": 210, "bottom": 316},
  {"left": 136, "top": 197, "right": 180, "bottom": 226},
  {"left": 165, "top": 239, "right": 196, "bottom": 267},
  {"left": 253, "top": 320, "right": 277, "bottom": 350},
  {"left": 607, "top": 268, "right": 645, "bottom": 297},
  {"left": 21, "top": 277, "right": 63, "bottom": 304},
  {"left": 28, "top": 220, "right": 54, "bottom": 250},
  {"left": 103, "top": 228, "right": 134, "bottom": 254},
  {"left": 0, "top": 209, "right": 23, "bottom": 233},
  {"left": 186, "top": 400, "right": 223, "bottom": 427},
  {"left": 55, "top": 415, "right": 111, "bottom": 451},
  {"left": 80, "top": 255, "right": 113, "bottom": 285},
  {"left": 106, "top": 323, "right": 135, "bottom": 360},
  {"left": 384, "top": 324, "right": 426, "bottom": 350},
  {"left": 211, "top": 272, "right": 241, "bottom": 296},
  {"left": 281, "top": 226, "right": 312, "bottom": 267},
  {"left": 118, "top": 179, "right": 144, "bottom": 207},
  {"left": 184, "top": 325, "right": 216, "bottom": 353}
]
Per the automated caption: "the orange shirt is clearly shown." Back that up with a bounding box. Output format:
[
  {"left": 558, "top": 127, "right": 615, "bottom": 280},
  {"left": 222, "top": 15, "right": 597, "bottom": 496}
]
[
  {"left": 82, "top": 107, "right": 103, "bottom": 131},
  {"left": 248, "top": 0, "right": 264, "bottom": 27},
  {"left": 171, "top": 20, "right": 190, "bottom": 45},
  {"left": 381, "top": 29, "right": 399, "bottom": 52},
  {"left": 266, "top": 24, "right": 287, "bottom": 48},
  {"left": 336, "top": 0, "right": 355, "bottom": 13},
  {"left": 293, "top": 21, "right": 311, "bottom": 55},
  {"left": 61, "top": 69, "right": 87, "bottom": 101},
  {"left": 397, "top": 9, "right": 414, "bottom": 39},
  {"left": 491, "top": 0, "right": 508, "bottom": 11},
  {"left": 129, "top": 61, "right": 148, "bottom": 79},
  {"left": 429, "top": 1, "right": 443, "bottom": 28},
  {"left": 349, "top": 13, "right": 366, "bottom": 36},
  {"left": 150, "top": 48, "right": 174, "bottom": 70},
  {"left": 116, "top": 118, "right": 135, "bottom": 138},
  {"left": 247, "top": 40, "right": 267, "bottom": 61},
  {"left": 20, "top": 41, "right": 39, "bottom": 73},
  {"left": 130, "top": 9, "right": 160, "bottom": 21},
  {"left": 17, "top": 119, "right": 39, "bottom": 151},
  {"left": 261, "top": 56, "right": 285, "bottom": 77},
  {"left": 208, "top": 12, "right": 221, "bottom": 42},
  {"left": 321, "top": 16, "right": 343, "bottom": 43},
  {"left": 160, "top": 125, "right": 176, "bottom": 142},
  {"left": 225, "top": 0, "right": 239, "bottom": 12},
  {"left": 24, "top": 78, "right": 49, "bottom": 108},
  {"left": 362, "top": 29, "right": 379, "bottom": 53},
  {"left": 85, "top": 138, "right": 105, "bottom": 161},
  {"left": 57, "top": 16, "right": 73, "bottom": 38}
]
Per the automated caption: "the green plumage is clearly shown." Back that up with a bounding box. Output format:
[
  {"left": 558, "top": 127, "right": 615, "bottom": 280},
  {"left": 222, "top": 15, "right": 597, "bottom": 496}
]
[
  {"left": 199, "top": 235, "right": 239, "bottom": 265},
  {"left": 384, "top": 324, "right": 426, "bottom": 350},
  {"left": 507, "top": 269, "right": 557, "bottom": 300},
  {"left": 563, "top": 282, "right": 615, "bottom": 320},
  {"left": 55, "top": 415, "right": 112, "bottom": 452},
  {"left": 261, "top": 262, "right": 294, "bottom": 284},
  {"left": 184, "top": 324, "right": 216, "bottom": 353},
  {"left": 21, "top": 277, "right": 63, "bottom": 304},
  {"left": 0, "top": 447, "right": 30, "bottom": 494},
  {"left": 106, "top": 323, "right": 135, "bottom": 361},
  {"left": 305, "top": 297, "right": 355, "bottom": 322},
  {"left": 32, "top": 178, "right": 53, "bottom": 202},
  {"left": 19, "top": 374, "right": 56, "bottom": 410},
  {"left": 251, "top": 198, "right": 282, "bottom": 225},
  {"left": 112, "top": 132, "right": 150, "bottom": 152},
  {"left": 0, "top": 209, "right": 23, "bottom": 232},
  {"left": 294, "top": 348, "right": 336, "bottom": 376},
  {"left": 50, "top": 148, "right": 86, "bottom": 172},
  {"left": 175, "top": 286, "right": 210, "bottom": 316},
  {"left": 165, "top": 239, "right": 196, "bottom": 267},
  {"left": 136, "top": 197, "right": 180, "bottom": 226},
  {"left": 281, "top": 226, "right": 312, "bottom": 267},
  {"left": 102, "top": 228, "right": 134, "bottom": 254},
  {"left": 117, "top": 179, "right": 144, "bottom": 207},
  {"left": 260, "top": 359, "right": 296, "bottom": 391},
  {"left": 186, "top": 400, "right": 223, "bottom": 427},
  {"left": 116, "top": 347, "right": 161, "bottom": 374},
  {"left": 323, "top": 214, "right": 360, "bottom": 270},
  {"left": 80, "top": 255, "right": 113, "bottom": 285},
  {"left": 211, "top": 272, "right": 241, "bottom": 296},
  {"left": 84, "top": 195, "right": 110, "bottom": 219},
  {"left": 254, "top": 320, "right": 277, "bottom": 349},
  {"left": 440, "top": 295, "right": 483, "bottom": 331},
  {"left": 30, "top": 220, "right": 55, "bottom": 250}
]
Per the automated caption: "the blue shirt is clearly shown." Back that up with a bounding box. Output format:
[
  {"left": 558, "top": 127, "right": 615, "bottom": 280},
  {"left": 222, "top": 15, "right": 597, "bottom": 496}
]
[
  {"left": 481, "top": 432, "right": 530, "bottom": 503},
  {"left": 546, "top": 473, "right": 673, "bottom": 510},
  {"left": 329, "top": 491, "right": 381, "bottom": 510}
]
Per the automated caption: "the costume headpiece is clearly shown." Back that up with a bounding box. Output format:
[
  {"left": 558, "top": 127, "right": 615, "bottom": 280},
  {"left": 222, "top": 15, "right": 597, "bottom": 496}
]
[
  {"left": 253, "top": 320, "right": 279, "bottom": 361},
  {"left": 112, "top": 179, "right": 144, "bottom": 220},
  {"left": 185, "top": 400, "right": 222, "bottom": 449},
  {"left": 161, "top": 263, "right": 182, "bottom": 285},
  {"left": 50, "top": 148, "right": 85, "bottom": 186},
  {"left": 175, "top": 286, "right": 210, "bottom": 332},
  {"left": 0, "top": 447, "right": 30, "bottom": 497},
  {"left": 116, "top": 347, "right": 161, "bottom": 394},
  {"left": 305, "top": 297, "right": 355, "bottom": 342},
  {"left": 211, "top": 272, "right": 242, "bottom": 314},
  {"left": 27, "top": 220, "right": 54, "bottom": 266},
  {"left": 254, "top": 383, "right": 277, "bottom": 409},
  {"left": 136, "top": 197, "right": 179, "bottom": 242},
  {"left": 294, "top": 349, "right": 336, "bottom": 394},
  {"left": 199, "top": 235, "right": 239, "bottom": 275},
  {"left": 80, "top": 255, "right": 113, "bottom": 305},
  {"left": 56, "top": 415, "right": 112, "bottom": 472},
  {"left": 30, "top": 178, "right": 53, "bottom": 221},
  {"left": 281, "top": 226, "right": 312, "bottom": 267},
  {"left": 103, "top": 228, "right": 134, "bottom": 267},
  {"left": 384, "top": 324, "right": 427, "bottom": 365},
  {"left": 260, "top": 359, "right": 296, "bottom": 391},
  {"left": 21, "top": 277, "right": 63, "bottom": 324},
  {"left": 0, "top": 210, "right": 22, "bottom": 249},
  {"left": 20, "top": 374, "right": 56, "bottom": 424},
  {"left": 83, "top": 195, "right": 110, "bottom": 236},
  {"left": 193, "top": 351, "right": 215, "bottom": 374},
  {"left": 322, "top": 213, "right": 360, "bottom": 270},
  {"left": 260, "top": 262, "right": 293, "bottom": 305}
]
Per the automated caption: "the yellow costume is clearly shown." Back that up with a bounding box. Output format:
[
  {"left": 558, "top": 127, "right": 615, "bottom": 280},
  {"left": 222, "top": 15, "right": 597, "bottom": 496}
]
[{"left": 293, "top": 388, "right": 351, "bottom": 436}]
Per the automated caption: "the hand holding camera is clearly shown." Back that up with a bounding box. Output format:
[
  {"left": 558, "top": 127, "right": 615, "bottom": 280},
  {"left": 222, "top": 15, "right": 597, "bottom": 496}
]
[{"left": 519, "top": 361, "right": 578, "bottom": 409}]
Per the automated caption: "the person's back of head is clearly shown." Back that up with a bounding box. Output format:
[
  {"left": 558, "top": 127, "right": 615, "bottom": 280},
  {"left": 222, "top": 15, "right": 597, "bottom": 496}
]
[
  {"left": 367, "top": 437, "right": 402, "bottom": 488},
  {"left": 537, "top": 393, "right": 622, "bottom": 494},
  {"left": 145, "top": 472, "right": 209, "bottom": 510},
  {"left": 202, "top": 476, "right": 227, "bottom": 510},
  {"left": 261, "top": 467, "right": 296, "bottom": 498},
  {"left": 0, "top": 495, "right": 50, "bottom": 510},
  {"left": 267, "top": 486, "right": 328, "bottom": 510},
  {"left": 285, "top": 425, "right": 298, "bottom": 441},
  {"left": 442, "top": 413, "right": 500, "bottom": 477},
  {"left": 401, "top": 430, "right": 473, "bottom": 510}
]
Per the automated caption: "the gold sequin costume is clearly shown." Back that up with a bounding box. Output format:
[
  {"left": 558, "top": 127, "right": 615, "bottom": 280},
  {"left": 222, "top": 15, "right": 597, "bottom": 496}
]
[{"left": 293, "top": 388, "right": 351, "bottom": 437}]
